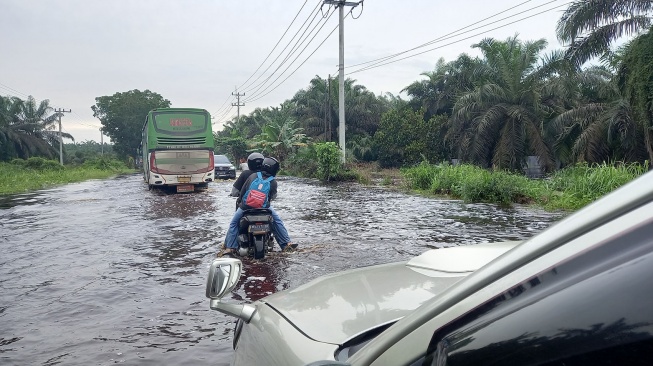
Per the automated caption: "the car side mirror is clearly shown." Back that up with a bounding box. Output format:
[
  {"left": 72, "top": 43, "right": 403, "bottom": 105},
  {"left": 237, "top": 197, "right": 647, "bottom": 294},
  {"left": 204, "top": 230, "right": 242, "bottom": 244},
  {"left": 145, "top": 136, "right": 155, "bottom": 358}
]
[
  {"left": 205, "top": 258, "right": 257, "bottom": 323},
  {"left": 206, "top": 258, "right": 241, "bottom": 299}
]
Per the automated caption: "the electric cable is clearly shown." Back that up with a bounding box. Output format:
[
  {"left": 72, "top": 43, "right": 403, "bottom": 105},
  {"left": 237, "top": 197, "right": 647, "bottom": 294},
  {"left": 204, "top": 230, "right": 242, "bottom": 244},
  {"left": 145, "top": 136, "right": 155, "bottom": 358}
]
[
  {"left": 243, "top": 7, "right": 337, "bottom": 102},
  {"left": 348, "top": 1, "right": 571, "bottom": 75},
  {"left": 245, "top": 8, "right": 355, "bottom": 103},
  {"left": 346, "top": 0, "right": 538, "bottom": 70},
  {"left": 240, "top": 1, "right": 324, "bottom": 94},
  {"left": 237, "top": 0, "right": 313, "bottom": 91},
  {"left": 241, "top": 5, "right": 327, "bottom": 97}
]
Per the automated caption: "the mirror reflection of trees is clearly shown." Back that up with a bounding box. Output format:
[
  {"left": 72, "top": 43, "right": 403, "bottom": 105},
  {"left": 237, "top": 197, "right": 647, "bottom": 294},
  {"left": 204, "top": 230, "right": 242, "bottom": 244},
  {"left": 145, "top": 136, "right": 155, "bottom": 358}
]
[{"left": 445, "top": 318, "right": 652, "bottom": 365}]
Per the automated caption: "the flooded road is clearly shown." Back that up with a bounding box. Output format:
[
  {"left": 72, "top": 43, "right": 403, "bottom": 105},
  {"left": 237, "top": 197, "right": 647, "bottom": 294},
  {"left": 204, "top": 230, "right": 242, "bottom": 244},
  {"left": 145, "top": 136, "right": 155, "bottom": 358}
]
[{"left": 0, "top": 173, "right": 564, "bottom": 365}]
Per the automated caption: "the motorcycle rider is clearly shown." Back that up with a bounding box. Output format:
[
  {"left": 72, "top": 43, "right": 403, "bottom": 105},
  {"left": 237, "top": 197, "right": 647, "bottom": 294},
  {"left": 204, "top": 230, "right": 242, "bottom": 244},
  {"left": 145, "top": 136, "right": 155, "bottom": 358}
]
[
  {"left": 230, "top": 152, "right": 265, "bottom": 201},
  {"left": 219, "top": 155, "right": 295, "bottom": 256}
]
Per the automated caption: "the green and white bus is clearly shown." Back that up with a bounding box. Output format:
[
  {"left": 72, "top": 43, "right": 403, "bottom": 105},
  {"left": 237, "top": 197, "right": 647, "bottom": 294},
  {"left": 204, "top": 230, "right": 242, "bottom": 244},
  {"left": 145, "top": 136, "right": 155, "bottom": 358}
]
[{"left": 141, "top": 108, "right": 215, "bottom": 192}]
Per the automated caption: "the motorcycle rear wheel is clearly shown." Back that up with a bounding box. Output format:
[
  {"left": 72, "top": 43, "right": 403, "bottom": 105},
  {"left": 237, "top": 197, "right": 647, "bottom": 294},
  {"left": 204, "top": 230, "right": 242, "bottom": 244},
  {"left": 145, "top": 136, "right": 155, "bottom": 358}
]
[{"left": 253, "top": 236, "right": 265, "bottom": 260}]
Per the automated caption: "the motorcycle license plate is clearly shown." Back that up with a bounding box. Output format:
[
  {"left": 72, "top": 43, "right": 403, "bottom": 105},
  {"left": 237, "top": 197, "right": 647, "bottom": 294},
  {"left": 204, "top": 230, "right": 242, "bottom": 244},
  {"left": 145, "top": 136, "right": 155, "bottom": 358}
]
[{"left": 249, "top": 224, "right": 269, "bottom": 233}]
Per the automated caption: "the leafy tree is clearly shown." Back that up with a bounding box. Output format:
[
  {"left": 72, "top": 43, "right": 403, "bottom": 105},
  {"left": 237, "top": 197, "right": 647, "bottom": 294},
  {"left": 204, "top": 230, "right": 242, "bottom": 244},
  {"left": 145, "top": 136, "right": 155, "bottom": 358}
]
[
  {"left": 556, "top": 0, "right": 653, "bottom": 65},
  {"left": 64, "top": 140, "right": 115, "bottom": 164},
  {"left": 374, "top": 108, "right": 448, "bottom": 168},
  {"left": 91, "top": 89, "right": 170, "bottom": 159},
  {"left": 214, "top": 133, "right": 249, "bottom": 163}
]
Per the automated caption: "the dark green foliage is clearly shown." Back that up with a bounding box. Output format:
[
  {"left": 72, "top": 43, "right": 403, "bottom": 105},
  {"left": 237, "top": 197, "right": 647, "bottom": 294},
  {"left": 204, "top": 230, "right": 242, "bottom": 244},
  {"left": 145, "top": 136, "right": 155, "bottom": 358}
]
[
  {"left": 0, "top": 95, "right": 73, "bottom": 161},
  {"left": 374, "top": 108, "right": 447, "bottom": 168},
  {"left": 402, "top": 162, "right": 647, "bottom": 210},
  {"left": 556, "top": 0, "right": 653, "bottom": 66},
  {"left": 284, "top": 145, "right": 319, "bottom": 178},
  {"left": 617, "top": 29, "right": 653, "bottom": 163},
  {"left": 315, "top": 142, "right": 341, "bottom": 181},
  {"left": 215, "top": 136, "right": 248, "bottom": 163},
  {"left": 91, "top": 90, "right": 170, "bottom": 159},
  {"left": 82, "top": 157, "right": 127, "bottom": 171},
  {"left": 11, "top": 157, "right": 64, "bottom": 171},
  {"left": 64, "top": 141, "right": 115, "bottom": 165}
]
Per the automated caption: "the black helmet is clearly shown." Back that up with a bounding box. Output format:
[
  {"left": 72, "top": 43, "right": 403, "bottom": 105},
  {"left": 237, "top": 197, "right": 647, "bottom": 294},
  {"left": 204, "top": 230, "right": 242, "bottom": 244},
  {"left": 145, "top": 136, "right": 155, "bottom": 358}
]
[
  {"left": 261, "top": 157, "right": 280, "bottom": 176},
  {"left": 247, "top": 152, "right": 264, "bottom": 171}
]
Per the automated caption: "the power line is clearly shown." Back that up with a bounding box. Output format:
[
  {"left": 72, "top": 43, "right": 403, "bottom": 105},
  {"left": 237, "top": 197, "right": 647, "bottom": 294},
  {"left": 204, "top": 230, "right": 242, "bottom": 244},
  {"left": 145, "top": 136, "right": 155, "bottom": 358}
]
[
  {"left": 213, "top": 94, "right": 236, "bottom": 117},
  {"left": 245, "top": 18, "right": 340, "bottom": 103},
  {"left": 213, "top": 1, "right": 321, "bottom": 121},
  {"left": 237, "top": 0, "right": 313, "bottom": 91},
  {"left": 241, "top": 4, "right": 328, "bottom": 97},
  {"left": 346, "top": 0, "right": 539, "bottom": 70},
  {"left": 244, "top": 6, "right": 338, "bottom": 102},
  {"left": 347, "top": 1, "right": 571, "bottom": 75}
]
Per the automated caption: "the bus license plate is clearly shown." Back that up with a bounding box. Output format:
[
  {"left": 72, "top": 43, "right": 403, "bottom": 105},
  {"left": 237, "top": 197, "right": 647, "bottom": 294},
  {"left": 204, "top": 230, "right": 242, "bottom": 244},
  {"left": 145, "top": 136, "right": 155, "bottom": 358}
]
[
  {"left": 249, "top": 224, "right": 269, "bottom": 233},
  {"left": 178, "top": 176, "right": 191, "bottom": 183},
  {"left": 177, "top": 184, "right": 194, "bottom": 193}
]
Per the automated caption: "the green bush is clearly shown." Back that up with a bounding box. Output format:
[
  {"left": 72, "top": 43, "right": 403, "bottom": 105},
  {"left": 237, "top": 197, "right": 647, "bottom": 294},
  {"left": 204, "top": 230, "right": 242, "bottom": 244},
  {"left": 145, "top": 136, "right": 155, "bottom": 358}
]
[
  {"left": 401, "top": 161, "right": 437, "bottom": 190},
  {"left": 10, "top": 157, "right": 64, "bottom": 170},
  {"left": 83, "top": 157, "right": 126, "bottom": 170},
  {"left": 284, "top": 145, "right": 319, "bottom": 178},
  {"left": 401, "top": 161, "right": 647, "bottom": 210},
  {"left": 315, "top": 142, "right": 341, "bottom": 181}
]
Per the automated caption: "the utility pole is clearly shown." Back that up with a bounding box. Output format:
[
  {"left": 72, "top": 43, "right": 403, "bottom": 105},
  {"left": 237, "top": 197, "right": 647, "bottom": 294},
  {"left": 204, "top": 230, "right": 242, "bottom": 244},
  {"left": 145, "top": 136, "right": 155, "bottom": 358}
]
[
  {"left": 323, "top": 0, "right": 361, "bottom": 163},
  {"left": 54, "top": 108, "right": 71, "bottom": 165},
  {"left": 324, "top": 75, "right": 328, "bottom": 141},
  {"left": 232, "top": 89, "right": 245, "bottom": 124},
  {"left": 326, "top": 74, "right": 332, "bottom": 141},
  {"left": 100, "top": 128, "right": 104, "bottom": 155}
]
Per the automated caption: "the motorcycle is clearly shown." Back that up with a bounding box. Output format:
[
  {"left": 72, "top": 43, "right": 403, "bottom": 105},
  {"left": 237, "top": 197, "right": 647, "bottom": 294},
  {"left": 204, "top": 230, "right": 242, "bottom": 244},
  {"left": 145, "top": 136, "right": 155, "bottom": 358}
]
[{"left": 236, "top": 208, "right": 275, "bottom": 259}]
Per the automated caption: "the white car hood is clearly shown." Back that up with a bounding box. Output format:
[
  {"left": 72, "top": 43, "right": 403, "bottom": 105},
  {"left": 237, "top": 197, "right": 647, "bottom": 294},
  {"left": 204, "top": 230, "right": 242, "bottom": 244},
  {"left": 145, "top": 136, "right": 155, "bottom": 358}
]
[{"left": 262, "top": 241, "right": 520, "bottom": 344}]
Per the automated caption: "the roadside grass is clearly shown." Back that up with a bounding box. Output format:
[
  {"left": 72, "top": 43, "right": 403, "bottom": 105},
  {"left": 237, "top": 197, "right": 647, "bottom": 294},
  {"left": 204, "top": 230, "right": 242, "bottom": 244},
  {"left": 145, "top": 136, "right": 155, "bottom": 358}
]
[
  {"left": 0, "top": 157, "right": 134, "bottom": 195},
  {"left": 400, "top": 161, "right": 649, "bottom": 211}
]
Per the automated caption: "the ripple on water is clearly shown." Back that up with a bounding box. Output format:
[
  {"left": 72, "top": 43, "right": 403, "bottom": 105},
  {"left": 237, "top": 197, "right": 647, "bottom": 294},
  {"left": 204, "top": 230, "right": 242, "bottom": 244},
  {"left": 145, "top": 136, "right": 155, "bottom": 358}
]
[{"left": 0, "top": 174, "right": 564, "bottom": 365}]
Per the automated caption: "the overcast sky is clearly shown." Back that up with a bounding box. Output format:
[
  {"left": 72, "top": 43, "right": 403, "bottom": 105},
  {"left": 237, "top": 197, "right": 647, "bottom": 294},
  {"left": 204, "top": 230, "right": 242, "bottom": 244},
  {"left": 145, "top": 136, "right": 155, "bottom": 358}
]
[{"left": 1, "top": 0, "right": 568, "bottom": 143}]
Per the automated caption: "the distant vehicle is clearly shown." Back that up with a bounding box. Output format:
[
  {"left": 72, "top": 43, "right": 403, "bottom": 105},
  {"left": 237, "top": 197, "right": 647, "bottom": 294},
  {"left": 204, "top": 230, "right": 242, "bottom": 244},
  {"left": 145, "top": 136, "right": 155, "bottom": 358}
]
[
  {"left": 140, "top": 108, "right": 215, "bottom": 192},
  {"left": 206, "top": 169, "right": 653, "bottom": 366},
  {"left": 214, "top": 154, "right": 236, "bottom": 180}
]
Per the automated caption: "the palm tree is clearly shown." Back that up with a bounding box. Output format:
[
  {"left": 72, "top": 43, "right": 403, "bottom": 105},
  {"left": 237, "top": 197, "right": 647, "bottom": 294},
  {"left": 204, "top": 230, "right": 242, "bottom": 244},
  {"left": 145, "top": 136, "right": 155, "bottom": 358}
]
[
  {"left": 616, "top": 30, "right": 653, "bottom": 163},
  {"left": 450, "top": 36, "right": 571, "bottom": 172},
  {"left": 552, "top": 65, "right": 646, "bottom": 164},
  {"left": 403, "top": 54, "right": 481, "bottom": 120},
  {"left": 253, "top": 102, "right": 310, "bottom": 161},
  {"left": 292, "top": 76, "right": 388, "bottom": 143},
  {"left": 0, "top": 95, "right": 73, "bottom": 160},
  {"left": 292, "top": 76, "right": 332, "bottom": 141},
  {"left": 556, "top": 0, "right": 653, "bottom": 65}
]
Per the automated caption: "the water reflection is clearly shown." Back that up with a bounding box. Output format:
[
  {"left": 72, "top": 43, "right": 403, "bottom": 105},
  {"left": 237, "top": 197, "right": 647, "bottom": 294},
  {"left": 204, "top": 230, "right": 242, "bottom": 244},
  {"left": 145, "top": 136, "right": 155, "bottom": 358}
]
[{"left": 0, "top": 174, "right": 563, "bottom": 365}]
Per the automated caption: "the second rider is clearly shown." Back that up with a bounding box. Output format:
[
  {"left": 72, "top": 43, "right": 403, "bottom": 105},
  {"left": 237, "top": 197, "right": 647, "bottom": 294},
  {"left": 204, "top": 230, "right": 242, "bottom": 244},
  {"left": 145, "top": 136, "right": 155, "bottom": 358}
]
[{"left": 220, "top": 153, "right": 295, "bottom": 256}]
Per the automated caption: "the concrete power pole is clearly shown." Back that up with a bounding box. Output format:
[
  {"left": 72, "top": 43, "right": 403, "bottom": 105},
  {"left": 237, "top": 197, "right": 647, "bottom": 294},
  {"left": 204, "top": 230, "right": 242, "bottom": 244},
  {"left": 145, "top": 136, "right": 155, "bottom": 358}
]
[
  {"left": 232, "top": 89, "right": 245, "bottom": 124},
  {"left": 54, "top": 108, "right": 71, "bottom": 165},
  {"left": 323, "top": 0, "right": 361, "bottom": 163}
]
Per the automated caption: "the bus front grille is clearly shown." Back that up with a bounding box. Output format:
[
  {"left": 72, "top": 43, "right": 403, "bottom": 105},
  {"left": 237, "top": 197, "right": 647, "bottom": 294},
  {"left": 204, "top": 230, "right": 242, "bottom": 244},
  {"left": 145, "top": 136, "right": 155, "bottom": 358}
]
[{"left": 157, "top": 137, "right": 206, "bottom": 145}]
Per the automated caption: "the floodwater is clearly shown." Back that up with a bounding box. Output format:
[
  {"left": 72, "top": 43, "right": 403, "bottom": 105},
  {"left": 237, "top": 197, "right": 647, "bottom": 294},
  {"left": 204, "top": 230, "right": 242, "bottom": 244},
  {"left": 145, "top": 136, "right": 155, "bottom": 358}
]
[{"left": 0, "top": 173, "right": 564, "bottom": 365}]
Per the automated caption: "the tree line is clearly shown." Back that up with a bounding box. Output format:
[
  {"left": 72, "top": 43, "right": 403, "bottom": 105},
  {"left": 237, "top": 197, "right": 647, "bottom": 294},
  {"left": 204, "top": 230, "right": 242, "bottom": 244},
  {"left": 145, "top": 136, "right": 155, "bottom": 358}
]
[{"left": 3, "top": 1, "right": 652, "bottom": 176}]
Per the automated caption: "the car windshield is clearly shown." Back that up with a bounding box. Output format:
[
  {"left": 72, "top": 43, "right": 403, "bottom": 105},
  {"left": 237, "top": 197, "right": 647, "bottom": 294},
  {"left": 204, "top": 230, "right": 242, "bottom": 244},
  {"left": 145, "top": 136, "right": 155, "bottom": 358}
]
[{"left": 215, "top": 155, "right": 231, "bottom": 164}]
